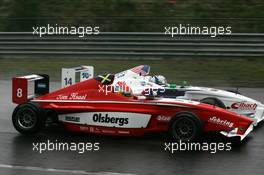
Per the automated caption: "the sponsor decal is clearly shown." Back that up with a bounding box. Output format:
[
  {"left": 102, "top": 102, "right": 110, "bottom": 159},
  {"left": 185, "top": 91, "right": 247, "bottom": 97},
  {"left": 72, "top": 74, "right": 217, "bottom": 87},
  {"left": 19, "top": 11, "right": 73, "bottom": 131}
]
[
  {"left": 93, "top": 113, "right": 129, "bottom": 126},
  {"left": 102, "top": 130, "right": 116, "bottom": 134},
  {"left": 118, "top": 131, "right": 130, "bottom": 134},
  {"left": 65, "top": 116, "right": 80, "bottom": 122},
  {"left": 157, "top": 115, "right": 171, "bottom": 122},
  {"left": 80, "top": 126, "right": 89, "bottom": 132},
  {"left": 231, "top": 102, "right": 257, "bottom": 110},
  {"left": 59, "top": 112, "right": 151, "bottom": 128},
  {"left": 56, "top": 93, "right": 87, "bottom": 100},
  {"left": 208, "top": 116, "right": 234, "bottom": 128},
  {"left": 80, "top": 126, "right": 129, "bottom": 135},
  {"left": 115, "top": 71, "right": 126, "bottom": 78},
  {"left": 80, "top": 126, "right": 101, "bottom": 134}
]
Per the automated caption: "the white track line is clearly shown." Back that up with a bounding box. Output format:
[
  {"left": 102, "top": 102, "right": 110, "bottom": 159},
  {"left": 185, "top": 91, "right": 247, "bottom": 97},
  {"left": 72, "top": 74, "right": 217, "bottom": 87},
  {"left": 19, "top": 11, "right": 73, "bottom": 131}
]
[{"left": 0, "top": 164, "right": 136, "bottom": 175}]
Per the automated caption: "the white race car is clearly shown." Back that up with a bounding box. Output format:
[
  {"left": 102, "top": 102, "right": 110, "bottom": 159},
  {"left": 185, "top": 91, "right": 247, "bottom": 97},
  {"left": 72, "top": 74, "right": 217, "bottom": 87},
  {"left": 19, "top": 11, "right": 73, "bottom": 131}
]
[{"left": 61, "top": 65, "right": 264, "bottom": 125}]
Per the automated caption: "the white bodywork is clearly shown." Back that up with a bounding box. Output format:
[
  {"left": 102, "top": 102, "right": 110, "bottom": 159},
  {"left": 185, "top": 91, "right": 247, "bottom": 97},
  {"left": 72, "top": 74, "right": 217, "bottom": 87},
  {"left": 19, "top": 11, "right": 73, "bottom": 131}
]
[
  {"left": 59, "top": 112, "right": 151, "bottom": 128},
  {"left": 177, "top": 86, "right": 264, "bottom": 124},
  {"left": 61, "top": 66, "right": 94, "bottom": 88}
]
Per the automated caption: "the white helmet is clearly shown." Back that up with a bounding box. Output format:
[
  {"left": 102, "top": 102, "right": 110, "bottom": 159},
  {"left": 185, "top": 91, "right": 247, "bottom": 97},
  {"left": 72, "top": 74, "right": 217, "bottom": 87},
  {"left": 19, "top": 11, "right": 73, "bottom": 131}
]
[{"left": 150, "top": 75, "right": 167, "bottom": 86}]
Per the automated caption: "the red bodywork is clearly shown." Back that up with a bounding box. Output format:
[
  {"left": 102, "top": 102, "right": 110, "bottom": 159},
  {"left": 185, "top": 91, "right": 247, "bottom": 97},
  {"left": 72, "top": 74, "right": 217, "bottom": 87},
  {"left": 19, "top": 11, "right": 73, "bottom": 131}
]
[
  {"left": 12, "top": 75, "right": 253, "bottom": 138},
  {"left": 11, "top": 76, "right": 251, "bottom": 137}
]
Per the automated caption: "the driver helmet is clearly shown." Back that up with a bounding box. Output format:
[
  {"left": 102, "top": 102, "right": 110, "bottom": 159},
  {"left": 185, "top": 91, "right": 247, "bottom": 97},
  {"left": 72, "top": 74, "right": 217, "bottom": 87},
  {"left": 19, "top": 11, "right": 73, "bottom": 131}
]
[{"left": 150, "top": 75, "right": 167, "bottom": 86}]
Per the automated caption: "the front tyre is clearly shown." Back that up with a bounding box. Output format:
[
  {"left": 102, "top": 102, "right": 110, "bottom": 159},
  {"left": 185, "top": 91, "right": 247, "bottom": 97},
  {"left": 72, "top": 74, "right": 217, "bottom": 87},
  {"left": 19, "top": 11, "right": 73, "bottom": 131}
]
[
  {"left": 169, "top": 112, "right": 203, "bottom": 142},
  {"left": 12, "top": 103, "right": 45, "bottom": 134}
]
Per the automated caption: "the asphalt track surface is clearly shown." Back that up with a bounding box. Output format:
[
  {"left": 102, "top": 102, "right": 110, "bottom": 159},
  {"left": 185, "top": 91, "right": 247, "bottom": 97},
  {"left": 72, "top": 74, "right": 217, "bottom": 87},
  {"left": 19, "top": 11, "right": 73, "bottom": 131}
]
[{"left": 0, "top": 80, "right": 264, "bottom": 175}]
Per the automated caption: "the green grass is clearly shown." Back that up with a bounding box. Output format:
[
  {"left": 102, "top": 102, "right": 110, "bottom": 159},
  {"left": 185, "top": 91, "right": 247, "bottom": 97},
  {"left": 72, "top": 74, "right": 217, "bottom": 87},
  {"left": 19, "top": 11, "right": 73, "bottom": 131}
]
[{"left": 1, "top": 57, "right": 264, "bottom": 87}]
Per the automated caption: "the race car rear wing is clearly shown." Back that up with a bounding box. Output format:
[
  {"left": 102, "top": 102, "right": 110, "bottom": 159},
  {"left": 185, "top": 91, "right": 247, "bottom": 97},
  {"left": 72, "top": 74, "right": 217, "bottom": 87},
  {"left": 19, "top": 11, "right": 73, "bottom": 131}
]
[
  {"left": 12, "top": 74, "right": 49, "bottom": 104},
  {"left": 61, "top": 66, "right": 94, "bottom": 88},
  {"left": 60, "top": 65, "right": 150, "bottom": 88}
]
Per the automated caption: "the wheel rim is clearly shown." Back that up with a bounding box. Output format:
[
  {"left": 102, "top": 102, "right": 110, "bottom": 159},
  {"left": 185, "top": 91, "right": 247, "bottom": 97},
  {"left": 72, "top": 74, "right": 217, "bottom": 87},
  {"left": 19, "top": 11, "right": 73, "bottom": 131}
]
[
  {"left": 16, "top": 108, "right": 37, "bottom": 130},
  {"left": 173, "top": 117, "right": 195, "bottom": 141}
]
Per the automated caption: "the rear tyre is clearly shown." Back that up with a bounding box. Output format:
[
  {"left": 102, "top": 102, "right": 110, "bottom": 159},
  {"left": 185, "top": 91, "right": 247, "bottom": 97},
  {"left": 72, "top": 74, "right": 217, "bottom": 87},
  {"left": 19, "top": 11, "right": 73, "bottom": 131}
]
[
  {"left": 169, "top": 112, "right": 203, "bottom": 142},
  {"left": 12, "top": 103, "right": 45, "bottom": 134},
  {"left": 200, "top": 97, "right": 226, "bottom": 109}
]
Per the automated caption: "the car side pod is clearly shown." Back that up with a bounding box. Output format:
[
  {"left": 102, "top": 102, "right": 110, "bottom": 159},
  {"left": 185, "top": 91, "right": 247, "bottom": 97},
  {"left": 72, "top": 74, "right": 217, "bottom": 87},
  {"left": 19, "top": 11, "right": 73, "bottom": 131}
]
[
  {"left": 12, "top": 74, "right": 49, "bottom": 104},
  {"left": 220, "top": 123, "right": 254, "bottom": 141}
]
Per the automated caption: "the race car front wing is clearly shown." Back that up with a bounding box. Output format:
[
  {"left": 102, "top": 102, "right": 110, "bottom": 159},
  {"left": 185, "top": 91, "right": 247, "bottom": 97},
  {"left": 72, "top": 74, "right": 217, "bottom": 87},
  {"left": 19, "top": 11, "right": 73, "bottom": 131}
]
[{"left": 220, "top": 124, "right": 254, "bottom": 141}]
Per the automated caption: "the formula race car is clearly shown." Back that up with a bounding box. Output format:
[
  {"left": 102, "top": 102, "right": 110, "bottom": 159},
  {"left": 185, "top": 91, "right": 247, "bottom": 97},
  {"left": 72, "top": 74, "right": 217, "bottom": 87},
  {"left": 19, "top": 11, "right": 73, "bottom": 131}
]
[
  {"left": 11, "top": 70, "right": 253, "bottom": 141},
  {"left": 110, "top": 65, "right": 264, "bottom": 125}
]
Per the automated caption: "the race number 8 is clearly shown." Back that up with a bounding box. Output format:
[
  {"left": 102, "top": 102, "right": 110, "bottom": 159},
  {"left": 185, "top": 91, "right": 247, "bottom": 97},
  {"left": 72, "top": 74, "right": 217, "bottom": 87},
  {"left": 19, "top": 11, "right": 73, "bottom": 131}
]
[{"left": 17, "top": 88, "right": 23, "bottom": 98}]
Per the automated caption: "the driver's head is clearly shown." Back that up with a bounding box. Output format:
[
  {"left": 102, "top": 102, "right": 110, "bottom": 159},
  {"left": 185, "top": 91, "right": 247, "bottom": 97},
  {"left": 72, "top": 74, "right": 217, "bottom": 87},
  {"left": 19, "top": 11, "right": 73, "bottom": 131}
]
[{"left": 150, "top": 75, "right": 167, "bottom": 86}]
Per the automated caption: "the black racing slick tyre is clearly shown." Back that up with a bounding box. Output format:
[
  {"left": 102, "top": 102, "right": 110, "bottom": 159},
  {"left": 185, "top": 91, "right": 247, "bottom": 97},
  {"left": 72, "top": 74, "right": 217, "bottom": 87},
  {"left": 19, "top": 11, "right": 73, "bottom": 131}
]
[
  {"left": 200, "top": 97, "right": 226, "bottom": 109},
  {"left": 169, "top": 112, "right": 203, "bottom": 142},
  {"left": 12, "top": 103, "right": 45, "bottom": 134}
]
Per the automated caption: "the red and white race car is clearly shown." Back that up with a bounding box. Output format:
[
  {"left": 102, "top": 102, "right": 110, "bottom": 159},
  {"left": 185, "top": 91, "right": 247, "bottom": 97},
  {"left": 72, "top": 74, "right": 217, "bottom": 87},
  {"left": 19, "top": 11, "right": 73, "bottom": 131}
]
[
  {"left": 11, "top": 70, "right": 253, "bottom": 141},
  {"left": 60, "top": 65, "right": 264, "bottom": 125},
  {"left": 111, "top": 65, "right": 264, "bottom": 125}
]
